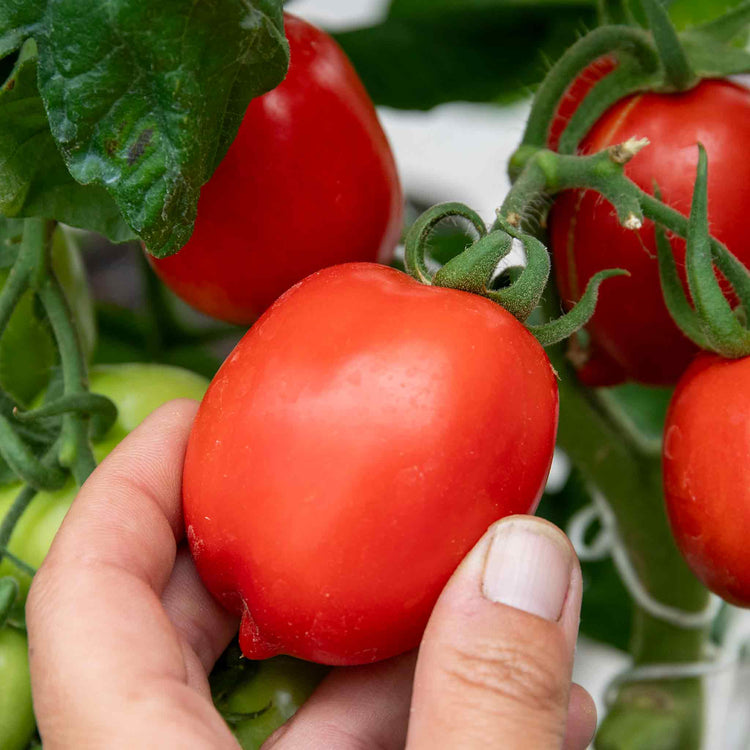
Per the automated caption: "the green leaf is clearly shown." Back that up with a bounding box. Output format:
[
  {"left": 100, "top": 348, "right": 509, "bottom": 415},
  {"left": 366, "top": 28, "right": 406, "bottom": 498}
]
[
  {"left": 334, "top": 3, "right": 597, "bottom": 110},
  {"left": 0, "top": 45, "right": 135, "bottom": 242},
  {"left": 668, "top": 0, "right": 749, "bottom": 29},
  {"left": 0, "top": 0, "right": 289, "bottom": 257}
]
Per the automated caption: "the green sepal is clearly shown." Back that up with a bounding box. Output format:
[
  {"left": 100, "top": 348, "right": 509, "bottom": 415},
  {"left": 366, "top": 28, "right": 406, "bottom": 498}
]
[
  {"left": 530, "top": 268, "right": 629, "bottom": 347},
  {"left": 490, "top": 230, "right": 551, "bottom": 323},
  {"left": 404, "top": 202, "right": 486, "bottom": 285},
  {"left": 684, "top": 145, "right": 750, "bottom": 357},
  {"left": 640, "top": 0, "right": 696, "bottom": 90},
  {"left": 653, "top": 185, "right": 708, "bottom": 349},
  {"left": 433, "top": 230, "right": 513, "bottom": 296}
]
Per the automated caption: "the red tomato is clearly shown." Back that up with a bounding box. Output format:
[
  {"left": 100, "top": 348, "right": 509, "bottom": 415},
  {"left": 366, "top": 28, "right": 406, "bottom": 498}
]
[
  {"left": 663, "top": 354, "right": 750, "bottom": 607},
  {"left": 183, "top": 263, "right": 558, "bottom": 665},
  {"left": 549, "top": 79, "right": 750, "bottom": 385},
  {"left": 150, "top": 14, "right": 403, "bottom": 325}
]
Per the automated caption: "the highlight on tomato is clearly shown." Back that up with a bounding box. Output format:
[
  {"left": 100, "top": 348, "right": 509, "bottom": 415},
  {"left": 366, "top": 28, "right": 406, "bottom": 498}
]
[
  {"left": 183, "top": 262, "right": 559, "bottom": 666},
  {"left": 149, "top": 13, "right": 403, "bottom": 325}
]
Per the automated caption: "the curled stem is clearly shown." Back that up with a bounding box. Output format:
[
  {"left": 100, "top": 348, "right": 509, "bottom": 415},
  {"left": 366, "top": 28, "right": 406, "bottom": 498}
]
[
  {"left": 530, "top": 269, "right": 628, "bottom": 346},
  {"left": 404, "top": 203, "right": 487, "bottom": 285}
]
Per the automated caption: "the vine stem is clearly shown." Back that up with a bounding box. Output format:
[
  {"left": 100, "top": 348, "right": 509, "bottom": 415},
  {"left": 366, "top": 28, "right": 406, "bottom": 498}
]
[
  {"left": 38, "top": 274, "right": 96, "bottom": 485},
  {"left": 0, "top": 219, "right": 45, "bottom": 332}
]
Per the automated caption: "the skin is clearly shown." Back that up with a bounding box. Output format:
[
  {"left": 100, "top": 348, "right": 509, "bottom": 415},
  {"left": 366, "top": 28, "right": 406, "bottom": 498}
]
[
  {"left": 27, "top": 402, "right": 596, "bottom": 749},
  {"left": 550, "top": 79, "right": 750, "bottom": 385},
  {"left": 150, "top": 13, "right": 403, "bottom": 325},
  {"left": 663, "top": 354, "right": 750, "bottom": 606},
  {"left": 183, "top": 263, "right": 559, "bottom": 665}
]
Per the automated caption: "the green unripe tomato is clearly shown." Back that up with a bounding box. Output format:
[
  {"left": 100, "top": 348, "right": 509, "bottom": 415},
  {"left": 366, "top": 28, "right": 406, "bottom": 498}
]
[
  {"left": 0, "top": 627, "right": 35, "bottom": 750},
  {"left": 0, "top": 481, "right": 76, "bottom": 617},
  {"left": 88, "top": 363, "right": 209, "bottom": 460},
  {"left": 0, "top": 226, "right": 96, "bottom": 406},
  {"left": 0, "top": 363, "right": 209, "bottom": 618},
  {"left": 221, "top": 657, "right": 327, "bottom": 749}
]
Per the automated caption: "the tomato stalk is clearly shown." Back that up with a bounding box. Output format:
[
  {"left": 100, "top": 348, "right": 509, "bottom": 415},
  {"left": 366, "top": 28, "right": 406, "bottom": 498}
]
[{"left": 545, "top": 329, "right": 710, "bottom": 750}]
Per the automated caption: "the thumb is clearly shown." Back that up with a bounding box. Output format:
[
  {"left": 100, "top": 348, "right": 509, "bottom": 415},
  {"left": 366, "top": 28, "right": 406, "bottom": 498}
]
[{"left": 406, "top": 515, "right": 593, "bottom": 750}]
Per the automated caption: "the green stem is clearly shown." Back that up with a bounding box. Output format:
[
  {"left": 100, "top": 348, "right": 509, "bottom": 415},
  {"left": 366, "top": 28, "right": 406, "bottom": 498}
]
[
  {"left": 38, "top": 271, "right": 96, "bottom": 485},
  {"left": 514, "top": 26, "right": 657, "bottom": 154},
  {"left": 0, "top": 485, "right": 38, "bottom": 571},
  {"left": 0, "top": 219, "right": 46, "bottom": 332}
]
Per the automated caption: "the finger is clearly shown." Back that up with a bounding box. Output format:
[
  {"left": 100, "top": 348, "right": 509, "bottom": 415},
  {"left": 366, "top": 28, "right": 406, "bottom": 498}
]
[
  {"left": 406, "top": 515, "right": 583, "bottom": 750},
  {"left": 564, "top": 684, "right": 597, "bottom": 750},
  {"left": 264, "top": 651, "right": 416, "bottom": 750},
  {"left": 27, "top": 401, "right": 237, "bottom": 748},
  {"left": 161, "top": 544, "right": 239, "bottom": 678}
]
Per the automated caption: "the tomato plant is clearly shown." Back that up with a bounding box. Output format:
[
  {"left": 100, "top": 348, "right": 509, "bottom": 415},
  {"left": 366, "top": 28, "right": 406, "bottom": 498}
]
[
  {"left": 183, "top": 262, "right": 558, "bottom": 665},
  {"left": 0, "top": 363, "right": 209, "bottom": 616},
  {"left": 549, "top": 79, "right": 750, "bottom": 385},
  {"left": 149, "top": 13, "right": 403, "bottom": 325},
  {"left": 0, "top": 627, "right": 34, "bottom": 750},
  {"left": 663, "top": 354, "right": 750, "bottom": 607},
  {"left": 0, "top": 227, "right": 95, "bottom": 406}
]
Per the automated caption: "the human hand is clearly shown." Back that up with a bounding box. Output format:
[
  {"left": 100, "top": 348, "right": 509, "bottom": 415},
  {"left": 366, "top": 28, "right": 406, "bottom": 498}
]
[{"left": 27, "top": 401, "right": 596, "bottom": 749}]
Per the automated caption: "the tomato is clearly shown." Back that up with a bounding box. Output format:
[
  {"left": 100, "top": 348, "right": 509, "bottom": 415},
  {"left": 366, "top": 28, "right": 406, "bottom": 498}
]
[
  {"left": 183, "top": 262, "right": 558, "bottom": 665},
  {"left": 663, "top": 354, "right": 750, "bottom": 607},
  {"left": 149, "top": 14, "right": 403, "bottom": 325},
  {"left": 0, "top": 627, "right": 35, "bottom": 750},
  {"left": 0, "top": 226, "right": 96, "bottom": 406},
  {"left": 212, "top": 651, "right": 326, "bottom": 750},
  {"left": 0, "top": 363, "right": 209, "bottom": 617},
  {"left": 549, "top": 79, "right": 750, "bottom": 385}
]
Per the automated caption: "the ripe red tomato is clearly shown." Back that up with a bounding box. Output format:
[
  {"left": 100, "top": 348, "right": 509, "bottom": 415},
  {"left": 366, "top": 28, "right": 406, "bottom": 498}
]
[
  {"left": 549, "top": 79, "right": 750, "bottom": 385},
  {"left": 183, "top": 263, "right": 558, "bottom": 665},
  {"left": 149, "top": 14, "right": 403, "bottom": 325},
  {"left": 663, "top": 354, "right": 750, "bottom": 606}
]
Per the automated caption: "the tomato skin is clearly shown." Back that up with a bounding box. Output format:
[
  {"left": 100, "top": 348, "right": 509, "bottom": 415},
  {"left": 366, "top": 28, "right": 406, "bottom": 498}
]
[
  {"left": 183, "top": 263, "right": 558, "bottom": 665},
  {"left": 0, "top": 628, "right": 35, "bottom": 750},
  {"left": 549, "top": 79, "right": 750, "bottom": 385},
  {"left": 150, "top": 14, "right": 403, "bottom": 325},
  {"left": 663, "top": 354, "right": 750, "bottom": 607}
]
